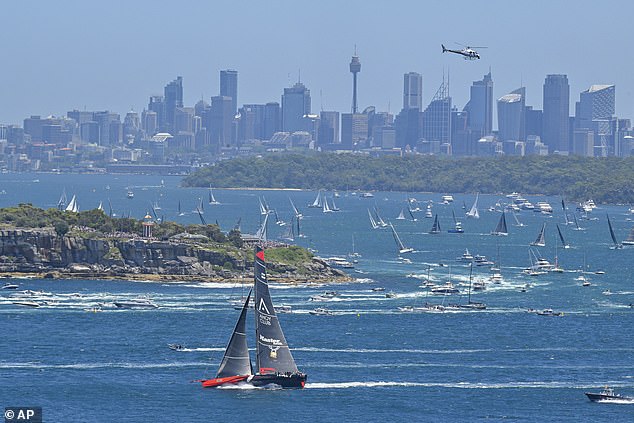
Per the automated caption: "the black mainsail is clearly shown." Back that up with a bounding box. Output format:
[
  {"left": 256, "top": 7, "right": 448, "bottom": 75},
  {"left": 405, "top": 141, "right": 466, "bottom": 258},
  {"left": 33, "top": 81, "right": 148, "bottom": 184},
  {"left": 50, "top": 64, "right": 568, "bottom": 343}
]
[
  {"left": 491, "top": 211, "right": 508, "bottom": 236},
  {"left": 254, "top": 246, "right": 299, "bottom": 374},
  {"left": 530, "top": 222, "right": 546, "bottom": 247},
  {"left": 606, "top": 214, "right": 622, "bottom": 249},
  {"left": 429, "top": 214, "right": 441, "bottom": 234},
  {"left": 216, "top": 290, "right": 253, "bottom": 378},
  {"left": 556, "top": 224, "right": 569, "bottom": 248}
]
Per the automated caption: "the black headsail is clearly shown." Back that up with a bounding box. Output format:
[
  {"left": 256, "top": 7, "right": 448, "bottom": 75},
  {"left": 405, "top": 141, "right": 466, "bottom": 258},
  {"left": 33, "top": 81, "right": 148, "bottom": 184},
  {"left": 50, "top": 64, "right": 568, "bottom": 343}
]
[
  {"left": 254, "top": 246, "right": 299, "bottom": 374},
  {"left": 216, "top": 290, "right": 253, "bottom": 378}
]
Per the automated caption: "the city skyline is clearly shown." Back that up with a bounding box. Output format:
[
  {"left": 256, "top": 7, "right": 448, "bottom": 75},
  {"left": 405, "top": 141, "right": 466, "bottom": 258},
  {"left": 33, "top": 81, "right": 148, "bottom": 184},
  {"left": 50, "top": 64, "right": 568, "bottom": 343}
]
[{"left": 1, "top": 0, "right": 633, "bottom": 125}]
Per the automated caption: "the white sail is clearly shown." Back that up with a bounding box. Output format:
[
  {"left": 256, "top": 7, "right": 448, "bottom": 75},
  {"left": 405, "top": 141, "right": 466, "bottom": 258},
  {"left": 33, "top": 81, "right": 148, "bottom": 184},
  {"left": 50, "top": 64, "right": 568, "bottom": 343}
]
[
  {"left": 396, "top": 208, "right": 406, "bottom": 220},
  {"left": 368, "top": 209, "right": 379, "bottom": 229},
  {"left": 390, "top": 223, "right": 413, "bottom": 254},
  {"left": 466, "top": 193, "right": 479, "bottom": 219},
  {"left": 309, "top": 191, "right": 322, "bottom": 208},
  {"left": 65, "top": 195, "right": 78, "bottom": 213}
]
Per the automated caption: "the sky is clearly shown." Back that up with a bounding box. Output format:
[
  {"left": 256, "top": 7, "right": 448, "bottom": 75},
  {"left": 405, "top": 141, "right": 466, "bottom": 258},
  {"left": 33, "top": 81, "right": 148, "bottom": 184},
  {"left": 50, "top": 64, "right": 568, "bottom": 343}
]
[{"left": 1, "top": 0, "right": 633, "bottom": 126}]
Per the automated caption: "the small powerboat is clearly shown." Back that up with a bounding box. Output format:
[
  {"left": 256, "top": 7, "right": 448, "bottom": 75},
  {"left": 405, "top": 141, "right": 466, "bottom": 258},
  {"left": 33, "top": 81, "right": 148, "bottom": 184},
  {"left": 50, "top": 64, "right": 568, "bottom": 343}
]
[
  {"left": 168, "top": 344, "right": 185, "bottom": 351},
  {"left": 585, "top": 386, "right": 633, "bottom": 402}
]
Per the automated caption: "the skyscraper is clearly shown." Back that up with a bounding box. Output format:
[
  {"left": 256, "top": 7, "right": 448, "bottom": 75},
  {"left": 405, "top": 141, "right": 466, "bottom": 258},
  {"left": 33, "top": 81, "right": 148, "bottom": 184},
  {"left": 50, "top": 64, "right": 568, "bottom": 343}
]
[
  {"left": 543, "top": 74, "right": 570, "bottom": 153},
  {"left": 164, "top": 76, "right": 183, "bottom": 134},
  {"left": 497, "top": 88, "right": 525, "bottom": 142},
  {"left": 463, "top": 71, "right": 493, "bottom": 136},
  {"left": 577, "top": 84, "right": 615, "bottom": 123},
  {"left": 208, "top": 96, "right": 234, "bottom": 150},
  {"left": 220, "top": 70, "right": 238, "bottom": 116},
  {"left": 422, "top": 79, "right": 452, "bottom": 147},
  {"left": 281, "top": 82, "right": 311, "bottom": 133},
  {"left": 403, "top": 72, "right": 422, "bottom": 110},
  {"left": 263, "top": 102, "right": 281, "bottom": 140},
  {"left": 318, "top": 111, "right": 340, "bottom": 146}
]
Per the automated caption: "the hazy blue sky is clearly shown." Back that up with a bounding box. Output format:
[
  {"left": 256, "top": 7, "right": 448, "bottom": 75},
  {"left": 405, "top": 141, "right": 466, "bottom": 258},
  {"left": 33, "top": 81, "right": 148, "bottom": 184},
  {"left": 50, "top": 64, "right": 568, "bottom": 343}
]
[{"left": 1, "top": 0, "right": 633, "bottom": 125}]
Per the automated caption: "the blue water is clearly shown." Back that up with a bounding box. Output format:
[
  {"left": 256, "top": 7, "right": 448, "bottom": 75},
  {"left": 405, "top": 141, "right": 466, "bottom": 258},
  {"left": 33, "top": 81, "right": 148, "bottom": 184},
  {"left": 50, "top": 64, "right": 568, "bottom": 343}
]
[{"left": 0, "top": 173, "right": 633, "bottom": 422}]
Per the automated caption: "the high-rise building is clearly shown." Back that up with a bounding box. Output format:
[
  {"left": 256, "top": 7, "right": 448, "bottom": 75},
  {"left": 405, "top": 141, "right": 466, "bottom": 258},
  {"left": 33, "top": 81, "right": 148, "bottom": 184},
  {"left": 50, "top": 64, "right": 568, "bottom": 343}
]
[
  {"left": 164, "top": 76, "right": 183, "bottom": 134},
  {"left": 238, "top": 104, "right": 266, "bottom": 142},
  {"left": 403, "top": 72, "right": 422, "bottom": 110},
  {"left": 281, "top": 82, "right": 311, "bottom": 133},
  {"left": 463, "top": 71, "right": 493, "bottom": 136},
  {"left": 220, "top": 70, "right": 238, "bottom": 116},
  {"left": 524, "top": 106, "right": 543, "bottom": 139},
  {"left": 148, "top": 95, "right": 165, "bottom": 133},
  {"left": 341, "top": 113, "right": 368, "bottom": 149},
  {"left": 317, "top": 111, "right": 340, "bottom": 146},
  {"left": 263, "top": 102, "right": 281, "bottom": 140},
  {"left": 577, "top": 84, "right": 615, "bottom": 122},
  {"left": 422, "top": 80, "right": 452, "bottom": 146},
  {"left": 497, "top": 88, "right": 525, "bottom": 142},
  {"left": 543, "top": 74, "right": 570, "bottom": 153},
  {"left": 350, "top": 54, "right": 361, "bottom": 113},
  {"left": 208, "top": 96, "right": 234, "bottom": 150}
]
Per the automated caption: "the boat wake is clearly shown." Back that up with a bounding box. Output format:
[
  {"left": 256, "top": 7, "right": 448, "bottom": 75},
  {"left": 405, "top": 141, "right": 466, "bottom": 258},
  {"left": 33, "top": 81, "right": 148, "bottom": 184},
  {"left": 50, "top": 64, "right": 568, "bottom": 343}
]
[{"left": 305, "top": 381, "right": 634, "bottom": 390}]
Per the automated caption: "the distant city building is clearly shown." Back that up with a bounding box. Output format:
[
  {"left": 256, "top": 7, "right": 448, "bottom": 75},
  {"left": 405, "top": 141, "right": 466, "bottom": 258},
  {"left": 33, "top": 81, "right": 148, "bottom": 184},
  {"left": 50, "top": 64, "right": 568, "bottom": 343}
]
[
  {"left": 422, "top": 79, "right": 452, "bottom": 147},
  {"left": 148, "top": 95, "right": 165, "bottom": 133},
  {"left": 238, "top": 104, "right": 266, "bottom": 142},
  {"left": 142, "top": 110, "right": 158, "bottom": 136},
  {"left": 524, "top": 106, "right": 543, "bottom": 139},
  {"left": 123, "top": 111, "right": 141, "bottom": 143},
  {"left": 395, "top": 107, "right": 422, "bottom": 149},
  {"left": 577, "top": 84, "right": 615, "bottom": 122},
  {"left": 341, "top": 113, "right": 368, "bottom": 149},
  {"left": 163, "top": 76, "right": 183, "bottom": 133},
  {"left": 497, "top": 87, "right": 525, "bottom": 142},
  {"left": 463, "top": 71, "right": 493, "bottom": 136},
  {"left": 208, "top": 95, "right": 234, "bottom": 150},
  {"left": 174, "top": 107, "right": 194, "bottom": 134},
  {"left": 543, "top": 74, "right": 570, "bottom": 154},
  {"left": 263, "top": 102, "right": 281, "bottom": 140},
  {"left": 317, "top": 111, "right": 340, "bottom": 146},
  {"left": 281, "top": 82, "right": 311, "bottom": 133},
  {"left": 220, "top": 70, "right": 238, "bottom": 116},
  {"left": 403, "top": 72, "right": 422, "bottom": 110}
]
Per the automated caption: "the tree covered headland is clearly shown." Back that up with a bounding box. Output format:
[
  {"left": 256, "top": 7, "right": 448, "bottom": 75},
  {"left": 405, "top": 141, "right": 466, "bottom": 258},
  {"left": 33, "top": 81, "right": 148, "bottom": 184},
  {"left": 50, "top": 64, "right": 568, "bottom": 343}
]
[
  {"left": 183, "top": 153, "right": 634, "bottom": 204},
  {"left": 0, "top": 203, "right": 240, "bottom": 246}
]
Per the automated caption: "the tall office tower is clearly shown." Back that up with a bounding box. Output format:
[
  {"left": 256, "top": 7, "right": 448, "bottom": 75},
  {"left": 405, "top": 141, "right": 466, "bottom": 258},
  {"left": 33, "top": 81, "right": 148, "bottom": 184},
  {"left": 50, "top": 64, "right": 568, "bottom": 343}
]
[
  {"left": 524, "top": 106, "right": 543, "bottom": 139},
  {"left": 341, "top": 113, "right": 368, "bottom": 149},
  {"left": 163, "top": 76, "right": 183, "bottom": 134},
  {"left": 148, "top": 95, "right": 165, "bottom": 133},
  {"left": 350, "top": 54, "right": 361, "bottom": 113},
  {"left": 422, "top": 80, "right": 452, "bottom": 146},
  {"left": 282, "top": 82, "right": 311, "bottom": 133},
  {"left": 317, "top": 111, "right": 340, "bottom": 146},
  {"left": 575, "top": 84, "right": 616, "bottom": 156},
  {"left": 93, "top": 111, "right": 121, "bottom": 146},
  {"left": 263, "top": 102, "right": 281, "bottom": 140},
  {"left": 142, "top": 110, "right": 158, "bottom": 136},
  {"left": 237, "top": 104, "right": 266, "bottom": 142},
  {"left": 577, "top": 84, "right": 615, "bottom": 124},
  {"left": 543, "top": 74, "right": 570, "bottom": 153},
  {"left": 403, "top": 72, "right": 422, "bottom": 110},
  {"left": 123, "top": 111, "right": 141, "bottom": 142},
  {"left": 174, "top": 107, "right": 194, "bottom": 134},
  {"left": 209, "top": 95, "right": 234, "bottom": 150},
  {"left": 497, "top": 88, "right": 526, "bottom": 142},
  {"left": 463, "top": 71, "right": 493, "bottom": 136},
  {"left": 220, "top": 70, "right": 238, "bottom": 116}
]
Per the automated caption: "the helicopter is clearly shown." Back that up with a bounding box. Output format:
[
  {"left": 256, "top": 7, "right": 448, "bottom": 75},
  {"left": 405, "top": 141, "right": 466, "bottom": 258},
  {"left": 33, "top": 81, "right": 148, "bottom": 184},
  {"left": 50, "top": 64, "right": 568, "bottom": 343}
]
[{"left": 441, "top": 43, "right": 486, "bottom": 60}]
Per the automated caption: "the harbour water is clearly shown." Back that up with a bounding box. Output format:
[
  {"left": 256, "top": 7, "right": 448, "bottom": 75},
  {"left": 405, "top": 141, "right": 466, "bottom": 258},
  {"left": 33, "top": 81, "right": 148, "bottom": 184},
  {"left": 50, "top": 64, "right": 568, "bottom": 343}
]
[{"left": 0, "top": 173, "right": 633, "bottom": 421}]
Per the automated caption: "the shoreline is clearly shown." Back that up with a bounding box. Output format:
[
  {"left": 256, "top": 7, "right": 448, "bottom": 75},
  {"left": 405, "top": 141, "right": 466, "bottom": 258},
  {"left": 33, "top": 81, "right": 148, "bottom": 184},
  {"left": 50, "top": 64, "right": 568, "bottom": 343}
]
[{"left": 1, "top": 270, "right": 355, "bottom": 285}]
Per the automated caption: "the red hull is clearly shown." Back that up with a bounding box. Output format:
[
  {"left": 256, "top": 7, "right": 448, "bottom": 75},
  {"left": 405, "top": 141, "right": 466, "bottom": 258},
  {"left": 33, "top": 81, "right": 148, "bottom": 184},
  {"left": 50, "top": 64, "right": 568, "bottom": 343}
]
[{"left": 201, "top": 375, "right": 249, "bottom": 388}]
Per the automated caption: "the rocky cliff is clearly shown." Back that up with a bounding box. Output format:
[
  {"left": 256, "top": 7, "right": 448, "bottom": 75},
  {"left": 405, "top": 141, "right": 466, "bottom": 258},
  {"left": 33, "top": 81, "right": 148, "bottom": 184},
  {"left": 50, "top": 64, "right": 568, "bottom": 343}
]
[{"left": 0, "top": 228, "right": 347, "bottom": 283}]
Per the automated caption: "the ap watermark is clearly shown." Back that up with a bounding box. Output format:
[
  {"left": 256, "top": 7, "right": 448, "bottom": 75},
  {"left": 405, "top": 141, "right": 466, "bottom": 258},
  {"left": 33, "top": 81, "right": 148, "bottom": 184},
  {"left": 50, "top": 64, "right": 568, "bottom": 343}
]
[{"left": 4, "top": 407, "right": 42, "bottom": 423}]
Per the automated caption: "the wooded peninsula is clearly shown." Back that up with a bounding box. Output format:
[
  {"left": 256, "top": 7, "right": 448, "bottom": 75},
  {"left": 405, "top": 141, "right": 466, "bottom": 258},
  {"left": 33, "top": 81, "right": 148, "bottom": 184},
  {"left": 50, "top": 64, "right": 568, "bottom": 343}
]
[{"left": 183, "top": 154, "right": 634, "bottom": 204}]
